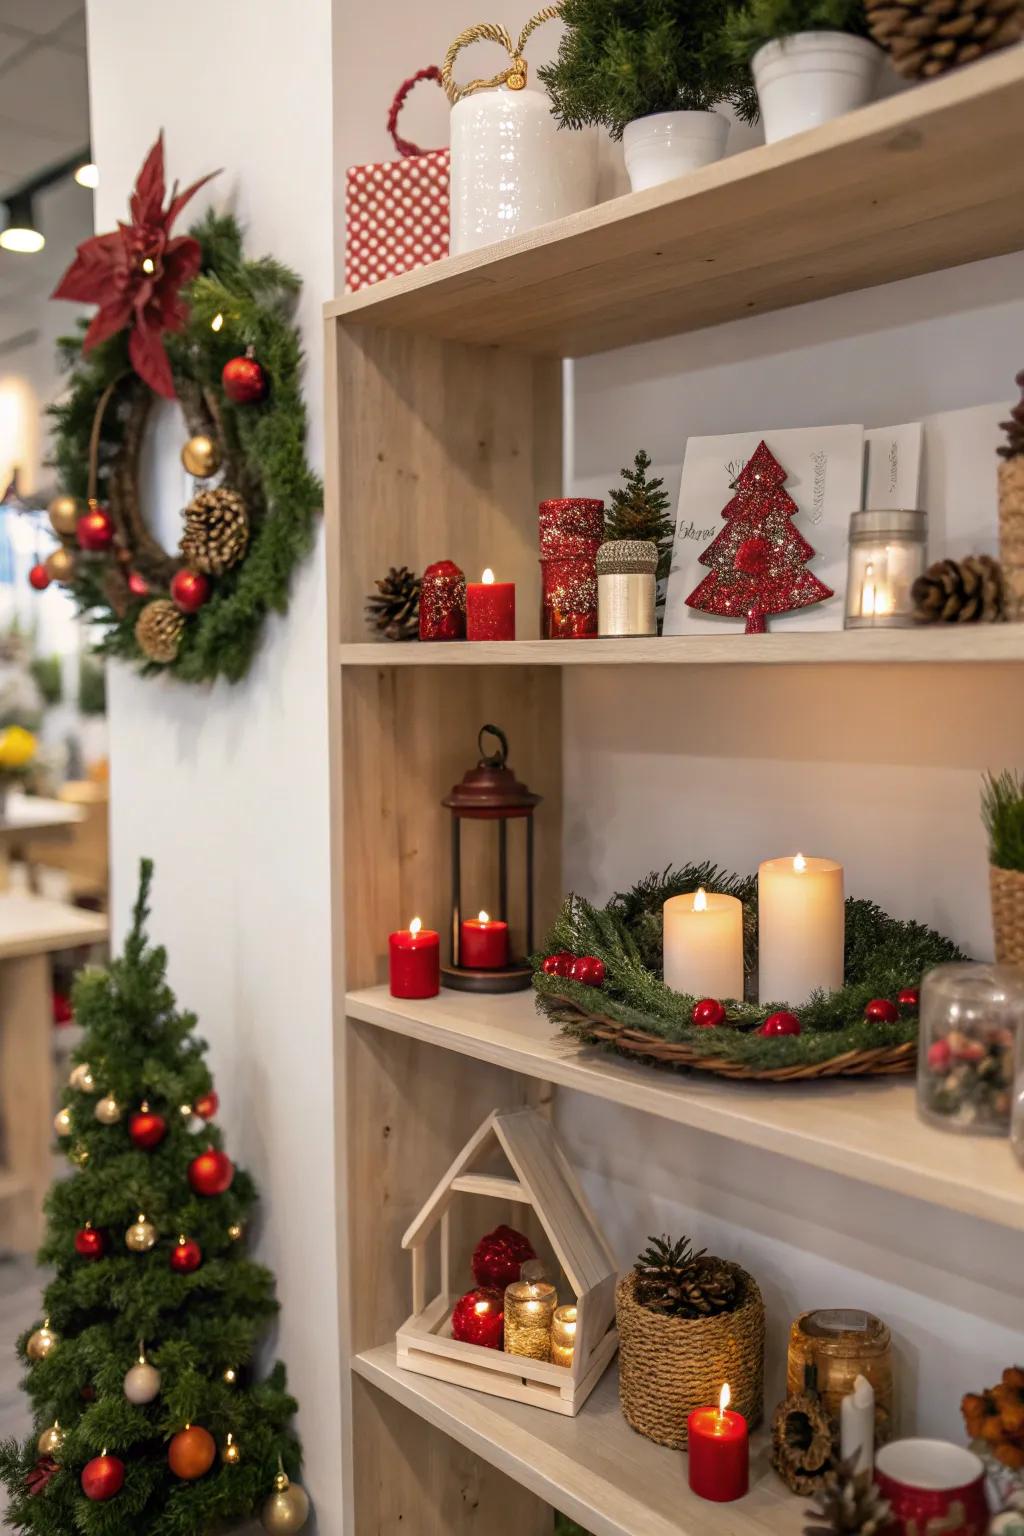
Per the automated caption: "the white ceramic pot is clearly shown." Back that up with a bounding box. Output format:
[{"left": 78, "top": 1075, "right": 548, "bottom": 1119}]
[
  {"left": 450, "top": 85, "right": 597, "bottom": 256},
  {"left": 622, "top": 110, "right": 728, "bottom": 193},
  {"left": 752, "top": 32, "right": 881, "bottom": 144}
]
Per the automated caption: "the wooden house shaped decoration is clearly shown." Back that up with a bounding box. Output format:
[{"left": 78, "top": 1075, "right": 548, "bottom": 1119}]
[{"left": 398, "top": 1107, "right": 620, "bottom": 1415}]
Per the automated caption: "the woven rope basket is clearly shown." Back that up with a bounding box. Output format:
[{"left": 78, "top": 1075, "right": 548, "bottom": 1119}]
[
  {"left": 615, "top": 1266, "right": 765, "bottom": 1450},
  {"left": 998, "top": 457, "right": 1024, "bottom": 620},
  {"left": 990, "top": 864, "right": 1024, "bottom": 966}
]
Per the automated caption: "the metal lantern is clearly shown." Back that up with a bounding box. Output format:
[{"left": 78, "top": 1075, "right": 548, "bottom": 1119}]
[{"left": 442, "top": 724, "right": 541, "bottom": 993}]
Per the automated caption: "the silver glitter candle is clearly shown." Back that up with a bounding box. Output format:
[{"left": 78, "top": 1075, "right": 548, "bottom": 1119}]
[{"left": 597, "top": 540, "right": 657, "bottom": 637}]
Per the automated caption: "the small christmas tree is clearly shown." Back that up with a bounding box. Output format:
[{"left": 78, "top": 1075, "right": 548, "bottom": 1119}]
[
  {"left": 685, "top": 439, "right": 833, "bottom": 634},
  {"left": 0, "top": 860, "right": 309, "bottom": 1534},
  {"left": 606, "top": 450, "right": 676, "bottom": 589}
]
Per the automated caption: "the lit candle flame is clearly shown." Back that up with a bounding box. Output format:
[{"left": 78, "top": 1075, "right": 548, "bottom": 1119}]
[
  {"left": 409, "top": 917, "right": 422, "bottom": 936},
  {"left": 793, "top": 853, "right": 806, "bottom": 873},
  {"left": 478, "top": 910, "right": 490, "bottom": 923},
  {"left": 719, "top": 1382, "right": 731, "bottom": 1415},
  {"left": 474, "top": 1299, "right": 491, "bottom": 1315},
  {"left": 482, "top": 568, "right": 495, "bottom": 585},
  {"left": 693, "top": 887, "right": 708, "bottom": 912}
]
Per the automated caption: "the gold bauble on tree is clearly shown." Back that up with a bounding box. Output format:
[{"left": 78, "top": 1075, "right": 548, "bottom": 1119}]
[
  {"left": 181, "top": 433, "right": 221, "bottom": 479},
  {"left": 69, "top": 1062, "right": 96, "bottom": 1093},
  {"left": 48, "top": 493, "right": 83, "bottom": 538},
  {"left": 261, "top": 1468, "right": 311, "bottom": 1533},
  {"left": 26, "top": 1321, "right": 59, "bottom": 1362},
  {"left": 45, "top": 546, "right": 76, "bottom": 584},
  {"left": 222, "top": 1433, "right": 241, "bottom": 1465},
  {"left": 37, "top": 1421, "right": 64, "bottom": 1457},
  {"left": 94, "top": 1094, "right": 122, "bottom": 1125},
  {"left": 69, "top": 1142, "right": 89, "bottom": 1167},
  {"left": 54, "top": 1106, "right": 72, "bottom": 1138},
  {"left": 125, "top": 1213, "right": 158, "bottom": 1253}
]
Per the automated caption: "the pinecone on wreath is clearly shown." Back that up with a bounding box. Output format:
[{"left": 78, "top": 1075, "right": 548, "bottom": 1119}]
[
  {"left": 135, "top": 599, "right": 185, "bottom": 664},
  {"left": 180, "top": 487, "right": 250, "bottom": 576},
  {"left": 366, "top": 565, "right": 422, "bottom": 641},
  {"left": 911, "top": 555, "right": 1004, "bottom": 622},
  {"left": 633, "top": 1234, "right": 739, "bottom": 1319},
  {"left": 803, "top": 1456, "right": 892, "bottom": 1536},
  {"left": 865, "top": 0, "right": 1023, "bottom": 78}
]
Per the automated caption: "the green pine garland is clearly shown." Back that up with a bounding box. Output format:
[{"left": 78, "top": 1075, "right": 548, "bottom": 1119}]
[
  {"left": 49, "top": 211, "right": 321, "bottom": 685},
  {"left": 0, "top": 860, "right": 303, "bottom": 1533},
  {"left": 534, "top": 863, "right": 964, "bottom": 1072}
]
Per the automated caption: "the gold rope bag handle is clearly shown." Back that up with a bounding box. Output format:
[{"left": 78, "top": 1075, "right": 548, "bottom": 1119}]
[{"left": 442, "top": 6, "right": 560, "bottom": 104}]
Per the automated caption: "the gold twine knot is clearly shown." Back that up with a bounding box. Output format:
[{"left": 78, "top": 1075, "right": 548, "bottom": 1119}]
[{"left": 442, "top": 7, "right": 560, "bottom": 104}]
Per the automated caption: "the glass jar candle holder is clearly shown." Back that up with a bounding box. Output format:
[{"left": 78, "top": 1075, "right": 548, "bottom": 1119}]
[
  {"left": 843, "top": 509, "right": 927, "bottom": 629},
  {"left": 503, "top": 1261, "right": 557, "bottom": 1361},
  {"left": 917, "top": 962, "right": 1021, "bottom": 1135},
  {"left": 551, "top": 1303, "right": 577, "bottom": 1369}
]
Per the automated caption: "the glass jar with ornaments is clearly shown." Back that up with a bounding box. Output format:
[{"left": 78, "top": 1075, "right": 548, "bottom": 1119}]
[{"left": 917, "top": 962, "right": 1020, "bottom": 1134}]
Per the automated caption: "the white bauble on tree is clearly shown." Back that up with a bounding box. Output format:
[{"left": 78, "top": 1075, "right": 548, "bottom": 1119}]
[{"left": 123, "top": 1357, "right": 161, "bottom": 1405}]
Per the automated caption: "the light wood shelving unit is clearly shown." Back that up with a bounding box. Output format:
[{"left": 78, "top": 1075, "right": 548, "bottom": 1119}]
[{"left": 326, "top": 52, "right": 1024, "bottom": 1535}]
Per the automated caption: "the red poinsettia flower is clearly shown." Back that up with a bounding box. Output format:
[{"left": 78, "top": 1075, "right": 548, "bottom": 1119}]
[{"left": 52, "top": 133, "right": 218, "bottom": 399}]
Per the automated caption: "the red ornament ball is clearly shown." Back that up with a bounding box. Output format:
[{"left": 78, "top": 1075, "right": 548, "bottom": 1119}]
[
  {"left": 472, "top": 1224, "right": 537, "bottom": 1290},
  {"left": 734, "top": 536, "right": 770, "bottom": 576},
  {"left": 28, "top": 562, "right": 51, "bottom": 591},
  {"left": 541, "top": 952, "right": 574, "bottom": 978},
  {"left": 74, "top": 1226, "right": 106, "bottom": 1260},
  {"left": 451, "top": 1287, "right": 504, "bottom": 1349},
  {"left": 569, "top": 955, "right": 606, "bottom": 987},
  {"left": 168, "top": 1424, "right": 216, "bottom": 1480},
  {"left": 52, "top": 990, "right": 73, "bottom": 1025},
  {"left": 170, "top": 1237, "right": 202, "bottom": 1273},
  {"left": 222, "top": 353, "right": 267, "bottom": 405},
  {"left": 865, "top": 998, "right": 899, "bottom": 1024},
  {"left": 759, "top": 1010, "right": 802, "bottom": 1037},
  {"left": 129, "top": 1107, "right": 167, "bottom": 1150},
  {"left": 188, "top": 1147, "right": 234, "bottom": 1197},
  {"left": 195, "top": 1090, "right": 219, "bottom": 1121},
  {"left": 76, "top": 506, "right": 114, "bottom": 553},
  {"left": 692, "top": 997, "right": 726, "bottom": 1028},
  {"left": 170, "top": 568, "right": 210, "bottom": 614},
  {"left": 897, "top": 987, "right": 920, "bottom": 1010},
  {"left": 81, "top": 1452, "right": 125, "bottom": 1501},
  {"left": 127, "top": 570, "right": 150, "bottom": 598},
  {"left": 80, "top": 1383, "right": 96, "bottom": 1402}
]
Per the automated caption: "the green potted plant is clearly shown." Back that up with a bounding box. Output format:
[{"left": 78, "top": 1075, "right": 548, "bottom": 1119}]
[
  {"left": 722, "top": 0, "right": 882, "bottom": 144},
  {"left": 540, "top": 0, "right": 758, "bottom": 193},
  {"left": 983, "top": 769, "right": 1024, "bottom": 965}
]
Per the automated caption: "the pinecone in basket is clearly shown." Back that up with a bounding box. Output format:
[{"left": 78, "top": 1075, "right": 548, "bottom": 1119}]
[
  {"left": 999, "top": 369, "right": 1024, "bottom": 460},
  {"left": 633, "top": 1234, "right": 739, "bottom": 1319},
  {"left": 803, "top": 1456, "right": 892, "bottom": 1536},
  {"left": 366, "top": 565, "right": 421, "bottom": 641},
  {"left": 180, "top": 487, "right": 250, "bottom": 576},
  {"left": 865, "top": 0, "right": 1023, "bottom": 78},
  {"left": 911, "top": 555, "right": 1004, "bottom": 623},
  {"left": 135, "top": 599, "right": 185, "bottom": 664}
]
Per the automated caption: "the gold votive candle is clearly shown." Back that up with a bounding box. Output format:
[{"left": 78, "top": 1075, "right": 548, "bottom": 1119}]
[
  {"left": 551, "top": 1304, "right": 577, "bottom": 1369},
  {"left": 503, "top": 1276, "right": 557, "bottom": 1361}
]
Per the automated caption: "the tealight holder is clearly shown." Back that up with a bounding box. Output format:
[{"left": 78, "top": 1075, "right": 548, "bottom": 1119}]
[
  {"left": 917, "top": 962, "right": 1020, "bottom": 1135},
  {"left": 504, "top": 1260, "right": 557, "bottom": 1362},
  {"left": 843, "top": 509, "right": 927, "bottom": 629}
]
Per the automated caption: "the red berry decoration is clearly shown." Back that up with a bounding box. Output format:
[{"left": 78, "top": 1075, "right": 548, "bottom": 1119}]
[
  {"left": 28, "top": 563, "right": 51, "bottom": 591},
  {"left": 81, "top": 1452, "right": 125, "bottom": 1501},
  {"left": 170, "top": 568, "right": 210, "bottom": 614},
  {"left": 129, "top": 1105, "right": 167, "bottom": 1149},
  {"left": 450, "top": 1287, "right": 504, "bottom": 1349},
  {"left": 759, "top": 1010, "right": 802, "bottom": 1037},
  {"left": 170, "top": 1236, "right": 202, "bottom": 1273},
  {"left": 865, "top": 998, "right": 899, "bottom": 1024},
  {"left": 471, "top": 1224, "right": 536, "bottom": 1290},
  {"left": 897, "top": 987, "right": 920, "bottom": 1010},
  {"left": 222, "top": 352, "right": 267, "bottom": 404},
  {"left": 734, "top": 536, "right": 770, "bottom": 575},
  {"left": 127, "top": 570, "right": 150, "bottom": 597},
  {"left": 692, "top": 998, "right": 726, "bottom": 1028},
  {"left": 188, "top": 1147, "right": 234, "bottom": 1197},
  {"left": 76, "top": 505, "right": 114, "bottom": 552},
  {"left": 74, "top": 1225, "right": 106, "bottom": 1260},
  {"left": 569, "top": 955, "right": 606, "bottom": 987},
  {"left": 195, "top": 1090, "right": 219, "bottom": 1120},
  {"left": 541, "top": 952, "right": 574, "bottom": 978}
]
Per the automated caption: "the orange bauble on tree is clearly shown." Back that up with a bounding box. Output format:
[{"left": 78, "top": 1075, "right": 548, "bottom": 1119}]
[
  {"left": 188, "top": 1147, "right": 234, "bottom": 1197},
  {"left": 168, "top": 1424, "right": 217, "bottom": 1480}
]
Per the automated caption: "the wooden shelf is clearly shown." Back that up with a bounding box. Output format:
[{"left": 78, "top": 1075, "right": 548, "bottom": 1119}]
[
  {"left": 340, "top": 628, "right": 1024, "bottom": 667},
  {"left": 346, "top": 985, "right": 1024, "bottom": 1232},
  {"left": 326, "top": 51, "right": 1024, "bottom": 356},
  {"left": 355, "top": 1344, "right": 803, "bottom": 1536}
]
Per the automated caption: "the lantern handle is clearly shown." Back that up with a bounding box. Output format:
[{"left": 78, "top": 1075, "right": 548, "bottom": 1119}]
[{"left": 478, "top": 723, "right": 508, "bottom": 768}]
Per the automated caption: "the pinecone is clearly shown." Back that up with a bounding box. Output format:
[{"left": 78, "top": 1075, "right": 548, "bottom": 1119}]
[
  {"left": 772, "top": 1392, "right": 837, "bottom": 1495},
  {"left": 804, "top": 1456, "right": 892, "bottom": 1536},
  {"left": 180, "top": 488, "right": 249, "bottom": 576},
  {"left": 999, "top": 370, "right": 1024, "bottom": 460},
  {"left": 911, "top": 555, "right": 1004, "bottom": 622},
  {"left": 633, "top": 1234, "right": 739, "bottom": 1319},
  {"left": 865, "top": 0, "right": 1023, "bottom": 78},
  {"left": 135, "top": 599, "right": 185, "bottom": 664},
  {"left": 366, "top": 566, "right": 421, "bottom": 641}
]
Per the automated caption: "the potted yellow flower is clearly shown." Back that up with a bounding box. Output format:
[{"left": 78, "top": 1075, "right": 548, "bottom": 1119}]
[{"left": 0, "top": 725, "right": 37, "bottom": 816}]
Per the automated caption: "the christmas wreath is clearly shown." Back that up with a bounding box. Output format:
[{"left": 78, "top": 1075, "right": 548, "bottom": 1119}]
[
  {"left": 534, "top": 864, "right": 964, "bottom": 1081},
  {"left": 35, "top": 135, "right": 320, "bottom": 684}
]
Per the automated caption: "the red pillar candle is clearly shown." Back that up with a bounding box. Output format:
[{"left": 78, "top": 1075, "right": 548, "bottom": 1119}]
[
  {"left": 466, "top": 569, "right": 515, "bottom": 641},
  {"left": 687, "top": 1385, "right": 749, "bottom": 1503},
  {"left": 388, "top": 918, "right": 440, "bottom": 999},
  {"left": 459, "top": 911, "right": 509, "bottom": 969}
]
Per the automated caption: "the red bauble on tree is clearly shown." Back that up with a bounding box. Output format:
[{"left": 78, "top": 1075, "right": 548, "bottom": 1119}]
[
  {"left": 898, "top": 987, "right": 920, "bottom": 1010},
  {"left": 685, "top": 440, "right": 834, "bottom": 635},
  {"left": 451, "top": 1287, "right": 504, "bottom": 1349},
  {"left": 692, "top": 998, "right": 726, "bottom": 1028},
  {"left": 170, "top": 1236, "right": 202, "bottom": 1273},
  {"left": 865, "top": 998, "right": 899, "bottom": 1024},
  {"left": 129, "top": 1104, "right": 167, "bottom": 1149},
  {"left": 170, "top": 568, "right": 210, "bottom": 614},
  {"left": 128, "top": 570, "right": 150, "bottom": 598},
  {"left": 569, "top": 955, "right": 605, "bottom": 987},
  {"left": 472, "top": 1224, "right": 536, "bottom": 1290},
  {"left": 81, "top": 1452, "right": 125, "bottom": 1501},
  {"left": 222, "top": 352, "right": 267, "bottom": 405},
  {"left": 759, "top": 1010, "right": 802, "bottom": 1037},
  {"left": 76, "top": 505, "right": 115, "bottom": 553},
  {"left": 541, "top": 952, "right": 574, "bottom": 978},
  {"left": 195, "top": 1090, "right": 219, "bottom": 1120},
  {"left": 74, "top": 1225, "right": 106, "bottom": 1260},
  {"left": 28, "top": 563, "right": 51, "bottom": 591},
  {"left": 188, "top": 1147, "right": 234, "bottom": 1197}
]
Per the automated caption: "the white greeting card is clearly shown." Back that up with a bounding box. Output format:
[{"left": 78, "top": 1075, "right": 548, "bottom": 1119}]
[
  {"left": 664, "top": 425, "right": 865, "bottom": 635},
  {"left": 919, "top": 401, "right": 1008, "bottom": 560},
  {"left": 864, "top": 421, "right": 923, "bottom": 509}
]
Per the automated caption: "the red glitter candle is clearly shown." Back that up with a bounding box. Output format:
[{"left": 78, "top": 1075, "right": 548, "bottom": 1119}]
[
  {"left": 459, "top": 911, "right": 509, "bottom": 969},
  {"left": 451, "top": 1287, "right": 504, "bottom": 1349},
  {"left": 540, "top": 556, "right": 598, "bottom": 638},
  {"left": 388, "top": 918, "right": 440, "bottom": 998},
  {"left": 687, "top": 1386, "right": 749, "bottom": 1503},
  {"left": 419, "top": 560, "right": 466, "bottom": 641},
  {"left": 466, "top": 569, "right": 515, "bottom": 641}
]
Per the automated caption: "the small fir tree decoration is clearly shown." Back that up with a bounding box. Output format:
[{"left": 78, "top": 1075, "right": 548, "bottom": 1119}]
[
  {"left": 912, "top": 555, "right": 1004, "bottom": 623},
  {"left": 803, "top": 1456, "right": 892, "bottom": 1535},
  {"left": 366, "top": 566, "right": 422, "bottom": 641},
  {"left": 634, "top": 1234, "right": 740, "bottom": 1318},
  {"left": 685, "top": 439, "right": 834, "bottom": 634},
  {"left": 0, "top": 860, "right": 309, "bottom": 1533},
  {"left": 606, "top": 451, "right": 675, "bottom": 592}
]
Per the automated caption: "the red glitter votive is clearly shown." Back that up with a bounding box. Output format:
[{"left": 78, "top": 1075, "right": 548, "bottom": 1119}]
[
  {"left": 540, "top": 555, "right": 598, "bottom": 638},
  {"left": 466, "top": 570, "right": 515, "bottom": 640},
  {"left": 419, "top": 560, "right": 466, "bottom": 641}
]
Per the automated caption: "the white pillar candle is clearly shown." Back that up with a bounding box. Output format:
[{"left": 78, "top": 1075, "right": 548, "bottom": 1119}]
[
  {"left": 758, "top": 854, "right": 844, "bottom": 1006},
  {"left": 840, "top": 1374, "right": 875, "bottom": 1476},
  {"left": 663, "top": 888, "right": 744, "bottom": 1001}
]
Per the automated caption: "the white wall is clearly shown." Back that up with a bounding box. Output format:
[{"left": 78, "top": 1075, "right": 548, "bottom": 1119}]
[{"left": 84, "top": 3, "right": 340, "bottom": 1528}]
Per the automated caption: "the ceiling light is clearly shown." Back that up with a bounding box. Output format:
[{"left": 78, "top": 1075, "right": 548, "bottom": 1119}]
[
  {"left": 0, "top": 193, "right": 43, "bottom": 254},
  {"left": 75, "top": 162, "right": 99, "bottom": 190}
]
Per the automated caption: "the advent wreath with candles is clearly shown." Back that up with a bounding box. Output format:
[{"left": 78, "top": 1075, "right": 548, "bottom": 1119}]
[
  {"left": 34, "top": 134, "right": 320, "bottom": 685},
  {"left": 534, "top": 864, "right": 964, "bottom": 1081}
]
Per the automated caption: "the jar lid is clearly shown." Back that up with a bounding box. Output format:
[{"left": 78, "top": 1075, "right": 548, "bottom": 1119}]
[
  {"left": 596, "top": 540, "right": 658, "bottom": 576},
  {"left": 849, "top": 509, "right": 927, "bottom": 539}
]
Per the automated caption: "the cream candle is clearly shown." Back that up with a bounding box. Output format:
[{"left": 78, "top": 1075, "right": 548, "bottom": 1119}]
[
  {"left": 758, "top": 854, "right": 844, "bottom": 1006},
  {"left": 663, "top": 887, "right": 744, "bottom": 1001}
]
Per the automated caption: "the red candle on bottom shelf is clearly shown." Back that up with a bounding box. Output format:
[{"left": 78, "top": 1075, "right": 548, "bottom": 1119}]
[
  {"left": 388, "top": 918, "right": 440, "bottom": 999},
  {"left": 459, "top": 911, "right": 509, "bottom": 969},
  {"left": 687, "top": 1386, "right": 749, "bottom": 1503},
  {"left": 466, "top": 569, "right": 515, "bottom": 641}
]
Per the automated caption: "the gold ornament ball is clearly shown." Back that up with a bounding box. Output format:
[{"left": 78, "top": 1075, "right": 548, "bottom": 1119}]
[
  {"left": 45, "top": 546, "right": 76, "bottom": 584},
  {"left": 223, "top": 1434, "right": 241, "bottom": 1466},
  {"left": 48, "top": 494, "right": 82, "bottom": 538},
  {"left": 37, "top": 1421, "right": 64, "bottom": 1457},
  {"left": 27, "top": 1324, "right": 59, "bottom": 1362},
  {"left": 69, "top": 1062, "right": 96, "bottom": 1093},
  {"left": 69, "top": 1142, "right": 89, "bottom": 1167},
  {"left": 94, "top": 1094, "right": 122, "bottom": 1126},
  {"left": 54, "top": 1107, "right": 72, "bottom": 1138},
  {"left": 223, "top": 1366, "right": 238, "bottom": 1385},
  {"left": 181, "top": 433, "right": 221, "bottom": 479},
  {"left": 261, "top": 1473, "right": 311, "bottom": 1533},
  {"left": 227, "top": 1222, "right": 244, "bottom": 1243},
  {"left": 125, "top": 1214, "right": 158, "bottom": 1253}
]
